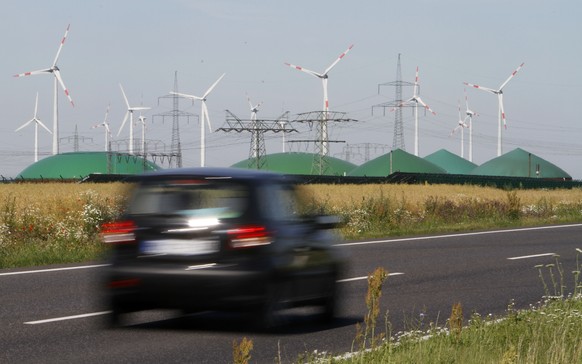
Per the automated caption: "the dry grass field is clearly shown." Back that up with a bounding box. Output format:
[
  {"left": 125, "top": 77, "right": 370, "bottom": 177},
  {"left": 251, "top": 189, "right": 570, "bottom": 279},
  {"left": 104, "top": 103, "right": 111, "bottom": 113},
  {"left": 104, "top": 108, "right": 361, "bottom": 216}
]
[
  {"left": 300, "top": 184, "right": 582, "bottom": 212},
  {"left": 2, "top": 182, "right": 582, "bottom": 268}
]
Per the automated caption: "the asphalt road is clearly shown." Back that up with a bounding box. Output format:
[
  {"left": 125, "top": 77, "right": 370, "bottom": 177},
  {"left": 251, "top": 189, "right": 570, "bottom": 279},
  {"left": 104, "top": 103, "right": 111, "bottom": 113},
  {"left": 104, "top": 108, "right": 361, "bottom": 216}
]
[{"left": 2, "top": 224, "right": 581, "bottom": 363}]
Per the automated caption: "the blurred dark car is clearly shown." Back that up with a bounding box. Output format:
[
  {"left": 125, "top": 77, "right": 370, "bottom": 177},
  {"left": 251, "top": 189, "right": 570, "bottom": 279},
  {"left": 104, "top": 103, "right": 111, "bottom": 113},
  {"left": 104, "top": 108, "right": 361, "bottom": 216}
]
[{"left": 101, "top": 167, "right": 344, "bottom": 328}]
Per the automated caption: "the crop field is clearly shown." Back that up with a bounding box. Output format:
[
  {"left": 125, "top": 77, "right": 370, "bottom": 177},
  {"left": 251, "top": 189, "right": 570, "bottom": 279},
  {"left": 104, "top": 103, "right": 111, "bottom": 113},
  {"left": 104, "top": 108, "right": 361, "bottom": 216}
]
[{"left": 2, "top": 182, "right": 582, "bottom": 268}]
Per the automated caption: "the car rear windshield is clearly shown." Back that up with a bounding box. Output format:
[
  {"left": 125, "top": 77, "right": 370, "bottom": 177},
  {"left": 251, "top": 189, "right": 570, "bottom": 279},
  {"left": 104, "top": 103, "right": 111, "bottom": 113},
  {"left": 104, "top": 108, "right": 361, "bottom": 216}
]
[{"left": 126, "top": 179, "right": 249, "bottom": 219}]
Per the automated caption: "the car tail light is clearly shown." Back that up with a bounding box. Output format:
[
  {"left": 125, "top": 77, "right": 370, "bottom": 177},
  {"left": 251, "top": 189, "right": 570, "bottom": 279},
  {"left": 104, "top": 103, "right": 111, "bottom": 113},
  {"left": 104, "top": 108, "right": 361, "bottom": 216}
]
[
  {"left": 108, "top": 278, "right": 140, "bottom": 289},
  {"left": 100, "top": 220, "right": 136, "bottom": 244},
  {"left": 227, "top": 225, "right": 272, "bottom": 249}
]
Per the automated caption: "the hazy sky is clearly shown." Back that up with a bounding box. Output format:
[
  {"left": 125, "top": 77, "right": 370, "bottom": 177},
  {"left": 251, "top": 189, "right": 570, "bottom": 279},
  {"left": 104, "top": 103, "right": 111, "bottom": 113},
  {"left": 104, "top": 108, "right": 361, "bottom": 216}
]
[{"left": 2, "top": 0, "right": 581, "bottom": 178}]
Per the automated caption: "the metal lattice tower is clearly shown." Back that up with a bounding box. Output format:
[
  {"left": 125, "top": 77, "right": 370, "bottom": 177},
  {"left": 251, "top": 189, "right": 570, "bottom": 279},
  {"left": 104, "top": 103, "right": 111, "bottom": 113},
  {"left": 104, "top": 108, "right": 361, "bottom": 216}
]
[
  {"left": 291, "top": 111, "right": 356, "bottom": 175},
  {"left": 152, "top": 71, "right": 196, "bottom": 168},
  {"left": 60, "top": 124, "right": 92, "bottom": 152},
  {"left": 339, "top": 143, "right": 391, "bottom": 163},
  {"left": 218, "top": 110, "right": 296, "bottom": 170},
  {"left": 372, "top": 54, "right": 413, "bottom": 151}
]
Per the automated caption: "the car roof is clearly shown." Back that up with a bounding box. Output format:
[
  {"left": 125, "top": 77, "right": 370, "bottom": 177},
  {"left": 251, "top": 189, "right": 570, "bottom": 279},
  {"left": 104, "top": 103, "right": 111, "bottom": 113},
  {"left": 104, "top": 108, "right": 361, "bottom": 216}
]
[{"left": 129, "top": 167, "right": 291, "bottom": 183}]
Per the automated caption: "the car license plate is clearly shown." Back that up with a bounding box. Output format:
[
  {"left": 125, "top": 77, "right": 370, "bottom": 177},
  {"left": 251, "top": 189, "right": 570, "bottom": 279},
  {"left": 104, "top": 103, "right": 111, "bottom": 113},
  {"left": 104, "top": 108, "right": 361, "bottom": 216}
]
[{"left": 140, "top": 238, "right": 219, "bottom": 255}]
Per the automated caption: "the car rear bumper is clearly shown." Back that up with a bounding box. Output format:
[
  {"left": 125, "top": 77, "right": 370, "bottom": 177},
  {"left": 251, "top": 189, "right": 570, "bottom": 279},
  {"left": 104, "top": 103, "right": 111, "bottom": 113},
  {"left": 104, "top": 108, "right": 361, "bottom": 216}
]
[{"left": 104, "top": 262, "right": 271, "bottom": 312}]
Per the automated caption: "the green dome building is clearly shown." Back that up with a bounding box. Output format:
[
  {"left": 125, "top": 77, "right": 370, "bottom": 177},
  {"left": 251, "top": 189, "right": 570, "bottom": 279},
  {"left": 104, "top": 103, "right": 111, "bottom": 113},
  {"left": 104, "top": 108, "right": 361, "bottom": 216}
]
[
  {"left": 424, "top": 149, "right": 478, "bottom": 174},
  {"left": 470, "top": 148, "right": 571, "bottom": 179},
  {"left": 231, "top": 152, "right": 357, "bottom": 176},
  {"left": 349, "top": 149, "right": 446, "bottom": 177},
  {"left": 17, "top": 152, "right": 161, "bottom": 180}
]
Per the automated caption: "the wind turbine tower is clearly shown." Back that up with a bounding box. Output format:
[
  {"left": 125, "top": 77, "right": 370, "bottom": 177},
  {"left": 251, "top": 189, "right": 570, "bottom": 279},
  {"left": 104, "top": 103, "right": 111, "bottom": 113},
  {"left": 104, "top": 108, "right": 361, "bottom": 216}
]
[
  {"left": 14, "top": 24, "right": 74, "bottom": 155},
  {"left": 450, "top": 99, "right": 468, "bottom": 158}
]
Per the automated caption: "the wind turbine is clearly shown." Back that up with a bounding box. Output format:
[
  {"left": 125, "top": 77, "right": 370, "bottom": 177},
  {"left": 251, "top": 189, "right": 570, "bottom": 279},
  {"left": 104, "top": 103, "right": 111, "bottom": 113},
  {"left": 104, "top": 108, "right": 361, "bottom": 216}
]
[
  {"left": 284, "top": 44, "right": 354, "bottom": 156},
  {"left": 15, "top": 93, "right": 52, "bottom": 163},
  {"left": 118, "top": 84, "right": 150, "bottom": 155},
  {"left": 450, "top": 99, "right": 468, "bottom": 159},
  {"left": 464, "top": 62, "right": 524, "bottom": 156},
  {"left": 92, "top": 104, "right": 111, "bottom": 152},
  {"left": 170, "top": 73, "right": 226, "bottom": 167},
  {"left": 391, "top": 66, "right": 436, "bottom": 156},
  {"left": 248, "top": 95, "right": 263, "bottom": 158},
  {"left": 14, "top": 24, "right": 74, "bottom": 155}
]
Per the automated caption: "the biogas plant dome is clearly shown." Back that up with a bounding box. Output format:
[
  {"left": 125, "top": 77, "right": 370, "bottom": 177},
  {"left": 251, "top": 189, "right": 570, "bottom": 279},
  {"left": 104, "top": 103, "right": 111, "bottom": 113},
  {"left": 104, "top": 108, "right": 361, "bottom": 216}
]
[
  {"left": 231, "top": 152, "right": 357, "bottom": 176},
  {"left": 17, "top": 152, "right": 161, "bottom": 180}
]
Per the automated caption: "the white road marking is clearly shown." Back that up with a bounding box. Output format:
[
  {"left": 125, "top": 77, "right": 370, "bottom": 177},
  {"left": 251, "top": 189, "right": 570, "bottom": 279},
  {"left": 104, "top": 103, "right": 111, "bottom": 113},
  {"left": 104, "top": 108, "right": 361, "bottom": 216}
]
[
  {"left": 24, "top": 311, "right": 111, "bottom": 325},
  {"left": 336, "top": 223, "right": 582, "bottom": 247},
  {"left": 507, "top": 253, "right": 556, "bottom": 260},
  {"left": 23, "top": 273, "right": 406, "bottom": 325},
  {"left": 337, "top": 272, "right": 404, "bottom": 283},
  {"left": 0, "top": 264, "right": 110, "bottom": 277}
]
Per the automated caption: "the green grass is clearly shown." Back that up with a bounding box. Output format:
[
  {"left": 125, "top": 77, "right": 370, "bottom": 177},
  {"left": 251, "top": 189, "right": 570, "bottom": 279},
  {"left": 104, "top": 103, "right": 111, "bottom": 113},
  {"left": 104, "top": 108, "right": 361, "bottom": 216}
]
[{"left": 318, "top": 297, "right": 582, "bottom": 364}]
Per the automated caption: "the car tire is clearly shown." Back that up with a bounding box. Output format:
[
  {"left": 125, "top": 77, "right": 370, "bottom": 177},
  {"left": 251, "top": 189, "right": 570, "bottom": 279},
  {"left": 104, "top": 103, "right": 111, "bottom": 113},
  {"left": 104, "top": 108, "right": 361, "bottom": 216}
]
[
  {"left": 254, "top": 283, "right": 286, "bottom": 331},
  {"left": 319, "top": 274, "right": 338, "bottom": 324}
]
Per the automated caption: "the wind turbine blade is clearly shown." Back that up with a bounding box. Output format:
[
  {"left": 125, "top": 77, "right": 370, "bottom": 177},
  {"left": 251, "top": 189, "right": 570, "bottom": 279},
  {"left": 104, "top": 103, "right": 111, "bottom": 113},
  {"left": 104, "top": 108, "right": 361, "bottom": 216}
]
[
  {"left": 34, "top": 92, "right": 39, "bottom": 118},
  {"left": 416, "top": 97, "right": 436, "bottom": 115},
  {"left": 103, "top": 104, "right": 110, "bottom": 123},
  {"left": 457, "top": 98, "right": 462, "bottom": 120},
  {"left": 202, "top": 102, "right": 212, "bottom": 132},
  {"left": 323, "top": 44, "right": 354, "bottom": 75},
  {"left": 463, "top": 82, "right": 498, "bottom": 94},
  {"left": 118, "top": 111, "right": 129, "bottom": 136},
  {"left": 15, "top": 119, "right": 34, "bottom": 132},
  {"left": 284, "top": 62, "right": 322, "bottom": 78},
  {"left": 499, "top": 62, "right": 525, "bottom": 90},
  {"left": 13, "top": 68, "right": 52, "bottom": 77},
  {"left": 119, "top": 84, "right": 130, "bottom": 108},
  {"left": 131, "top": 106, "right": 151, "bottom": 111},
  {"left": 170, "top": 91, "right": 200, "bottom": 100},
  {"left": 388, "top": 98, "right": 414, "bottom": 112},
  {"left": 52, "top": 24, "right": 70, "bottom": 67},
  {"left": 36, "top": 119, "right": 52, "bottom": 134},
  {"left": 53, "top": 70, "right": 74, "bottom": 106},
  {"left": 203, "top": 73, "right": 226, "bottom": 99}
]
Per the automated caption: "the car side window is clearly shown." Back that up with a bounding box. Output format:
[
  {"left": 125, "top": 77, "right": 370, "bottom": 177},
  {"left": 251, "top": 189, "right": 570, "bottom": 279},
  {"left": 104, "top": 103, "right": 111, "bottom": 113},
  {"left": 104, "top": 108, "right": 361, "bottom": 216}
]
[{"left": 259, "top": 183, "right": 301, "bottom": 222}]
